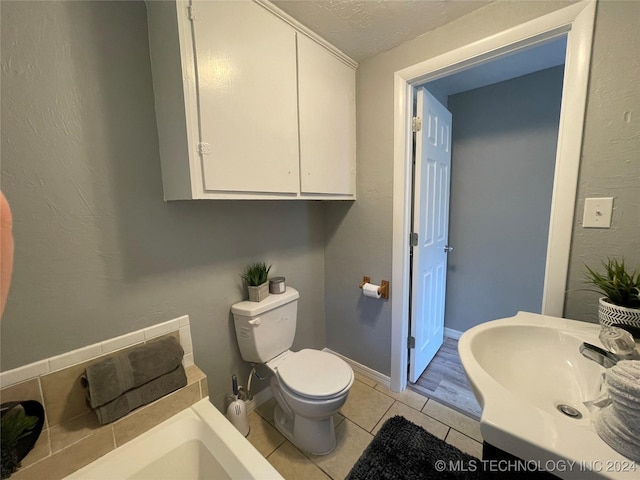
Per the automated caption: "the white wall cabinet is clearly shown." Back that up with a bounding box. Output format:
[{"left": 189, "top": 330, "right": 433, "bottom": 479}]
[
  {"left": 146, "top": 0, "right": 356, "bottom": 200},
  {"left": 298, "top": 35, "right": 356, "bottom": 195}
]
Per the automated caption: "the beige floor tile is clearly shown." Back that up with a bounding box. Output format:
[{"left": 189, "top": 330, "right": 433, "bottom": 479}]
[
  {"left": 247, "top": 412, "right": 286, "bottom": 457},
  {"left": 422, "top": 399, "right": 483, "bottom": 442},
  {"left": 309, "top": 419, "right": 373, "bottom": 480},
  {"left": 372, "top": 401, "right": 449, "bottom": 440},
  {"left": 333, "top": 412, "right": 345, "bottom": 429},
  {"left": 353, "top": 371, "right": 376, "bottom": 387},
  {"left": 268, "top": 441, "right": 331, "bottom": 480},
  {"left": 340, "top": 380, "right": 393, "bottom": 431},
  {"left": 446, "top": 429, "right": 483, "bottom": 459},
  {"left": 374, "top": 383, "right": 427, "bottom": 411}
]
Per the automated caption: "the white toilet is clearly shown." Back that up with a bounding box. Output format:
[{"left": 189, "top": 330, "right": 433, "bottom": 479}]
[{"left": 231, "top": 287, "right": 354, "bottom": 455}]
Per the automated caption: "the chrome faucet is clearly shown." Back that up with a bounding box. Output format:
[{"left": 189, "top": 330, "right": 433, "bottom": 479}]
[{"left": 579, "top": 343, "right": 621, "bottom": 368}]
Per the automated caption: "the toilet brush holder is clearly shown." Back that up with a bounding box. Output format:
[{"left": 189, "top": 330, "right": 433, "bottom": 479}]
[
  {"left": 226, "top": 374, "right": 249, "bottom": 436},
  {"left": 226, "top": 398, "right": 249, "bottom": 437}
]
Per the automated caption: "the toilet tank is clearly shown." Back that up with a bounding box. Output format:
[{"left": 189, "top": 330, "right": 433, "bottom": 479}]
[{"left": 231, "top": 287, "right": 299, "bottom": 363}]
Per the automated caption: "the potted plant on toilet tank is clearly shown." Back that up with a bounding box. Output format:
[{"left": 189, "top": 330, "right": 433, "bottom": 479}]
[
  {"left": 585, "top": 258, "right": 640, "bottom": 331},
  {"left": 241, "top": 262, "right": 271, "bottom": 302}
]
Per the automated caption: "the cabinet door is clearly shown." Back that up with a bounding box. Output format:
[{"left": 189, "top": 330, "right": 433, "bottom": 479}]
[
  {"left": 192, "top": 1, "right": 299, "bottom": 194},
  {"left": 298, "top": 35, "right": 356, "bottom": 196}
]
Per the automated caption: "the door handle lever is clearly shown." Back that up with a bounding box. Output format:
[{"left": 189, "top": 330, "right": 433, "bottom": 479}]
[{"left": 444, "top": 245, "right": 454, "bottom": 253}]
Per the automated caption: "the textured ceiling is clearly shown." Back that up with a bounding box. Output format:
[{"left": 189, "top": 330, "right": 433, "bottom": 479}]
[{"left": 271, "top": 0, "right": 492, "bottom": 62}]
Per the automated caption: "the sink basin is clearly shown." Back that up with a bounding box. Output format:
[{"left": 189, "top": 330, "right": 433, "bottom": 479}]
[{"left": 459, "top": 312, "right": 639, "bottom": 479}]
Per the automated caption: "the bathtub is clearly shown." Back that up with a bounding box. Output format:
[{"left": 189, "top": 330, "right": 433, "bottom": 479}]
[{"left": 66, "top": 398, "right": 283, "bottom": 479}]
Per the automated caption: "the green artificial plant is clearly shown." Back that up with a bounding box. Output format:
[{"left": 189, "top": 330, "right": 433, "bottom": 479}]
[
  {"left": 584, "top": 258, "right": 640, "bottom": 309},
  {"left": 1, "top": 407, "right": 38, "bottom": 479},
  {"left": 240, "top": 262, "right": 272, "bottom": 287}
]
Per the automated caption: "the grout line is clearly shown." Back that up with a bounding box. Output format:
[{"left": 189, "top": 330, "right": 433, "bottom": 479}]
[
  {"left": 374, "top": 384, "right": 429, "bottom": 413},
  {"left": 37, "top": 377, "right": 51, "bottom": 431},
  {"left": 265, "top": 438, "right": 286, "bottom": 459},
  {"left": 368, "top": 399, "right": 396, "bottom": 433},
  {"left": 262, "top": 432, "right": 286, "bottom": 462},
  {"left": 301, "top": 418, "right": 372, "bottom": 480},
  {"left": 449, "top": 426, "right": 484, "bottom": 445},
  {"left": 443, "top": 426, "right": 452, "bottom": 441},
  {"left": 310, "top": 455, "right": 334, "bottom": 479}
]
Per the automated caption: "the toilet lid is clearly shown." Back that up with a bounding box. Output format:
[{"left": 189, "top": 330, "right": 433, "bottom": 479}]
[{"left": 277, "top": 349, "right": 353, "bottom": 399}]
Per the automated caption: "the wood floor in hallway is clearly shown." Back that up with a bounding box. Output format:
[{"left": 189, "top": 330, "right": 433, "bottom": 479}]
[{"left": 408, "top": 336, "right": 482, "bottom": 420}]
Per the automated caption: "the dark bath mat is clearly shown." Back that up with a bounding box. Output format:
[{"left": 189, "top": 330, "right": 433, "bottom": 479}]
[{"left": 346, "top": 415, "right": 488, "bottom": 480}]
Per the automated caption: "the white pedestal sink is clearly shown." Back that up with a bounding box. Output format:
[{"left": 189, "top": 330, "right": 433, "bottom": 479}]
[{"left": 459, "top": 312, "right": 639, "bottom": 479}]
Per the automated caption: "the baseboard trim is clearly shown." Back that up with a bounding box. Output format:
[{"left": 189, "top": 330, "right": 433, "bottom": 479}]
[
  {"left": 323, "top": 348, "right": 391, "bottom": 388},
  {"left": 444, "top": 328, "right": 463, "bottom": 340}
]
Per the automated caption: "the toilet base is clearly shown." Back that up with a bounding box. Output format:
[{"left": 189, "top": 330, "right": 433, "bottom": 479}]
[{"left": 273, "top": 404, "right": 337, "bottom": 455}]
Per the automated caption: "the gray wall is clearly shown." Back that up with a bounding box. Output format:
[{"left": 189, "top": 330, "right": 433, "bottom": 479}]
[
  {"left": 0, "top": 1, "right": 326, "bottom": 410},
  {"left": 444, "top": 66, "right": 564, "bottom": 332},
  {"left": 1, "top": 0, "right": 637, "bottom": 393},
  {"left": 325, "top": 0, "right": 639, "bottom": 376},
  {"left": 564, "top": 0, "right": 640, "bottom": 320}
]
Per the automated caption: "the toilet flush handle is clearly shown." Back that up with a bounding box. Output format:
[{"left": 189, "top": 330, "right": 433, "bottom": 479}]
[{"left": 248, "top": 318, "right": 261, "bottom": 326}]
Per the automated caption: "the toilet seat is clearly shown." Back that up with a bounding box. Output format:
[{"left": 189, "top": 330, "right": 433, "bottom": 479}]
[{"left": 277, "top": 349, "right": 353, "bottom": 400}]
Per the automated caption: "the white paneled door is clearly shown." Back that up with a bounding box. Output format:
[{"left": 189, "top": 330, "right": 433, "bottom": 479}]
[{"left": 409, "top": 87, "right": 452, "bottom": 383}]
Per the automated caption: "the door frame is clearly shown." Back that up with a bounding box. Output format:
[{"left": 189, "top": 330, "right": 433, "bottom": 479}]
[{"left": 390, "top": 1, "right": 596, "bottom": 392}]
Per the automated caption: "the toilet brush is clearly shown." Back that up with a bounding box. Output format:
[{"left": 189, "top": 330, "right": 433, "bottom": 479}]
[{"left": 226, "top": 374, "right": 249, "bottom": 437}]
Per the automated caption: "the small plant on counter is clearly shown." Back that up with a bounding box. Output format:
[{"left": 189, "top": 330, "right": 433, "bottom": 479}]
[
  {"left": 241, "top": 262, "right": 271, "bottom": 302},
  {"left": 585, "top": 258, "right": 640, "bottom": 309},
  {"left": 1, "top": 407, "right": 38, "bottom": 479},
  {"left": 584, "top": 258, "right": 640, "bottom": 331}
]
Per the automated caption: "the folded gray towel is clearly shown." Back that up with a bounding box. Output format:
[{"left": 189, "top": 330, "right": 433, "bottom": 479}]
[
  {"left": 594, "top": 360, "right": 640, "bottom": 462},
  {"left": 93, "top": 364, "right": 188, "bottom": 425},
  {"left": 82, "top": 336, "right": 184, "bottom": 408},
  {"left": 606, "top": 360, "right": 640, "bottom": 405},
  {"left": 595, "top": 407, "right": 640, "bottom": 462}
]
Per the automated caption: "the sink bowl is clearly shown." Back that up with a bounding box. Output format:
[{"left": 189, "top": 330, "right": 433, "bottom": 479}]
[{"left": 459, "top": 312, "right": 639, "bottom": 479}]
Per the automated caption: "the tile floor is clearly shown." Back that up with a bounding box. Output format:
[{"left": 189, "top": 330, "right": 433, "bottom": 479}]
[{"left": 247, "top": 372, "right": 484, "bottom": 480}]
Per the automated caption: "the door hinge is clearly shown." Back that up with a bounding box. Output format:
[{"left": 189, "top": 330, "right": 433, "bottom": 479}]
[
  {"left": 408, "top": 336, "right": 416, "bottom": 349},
  {"left": 187, "top": 3, "right": 195, "bottom": 21},
  {"left": 410, "top": 232, "right": 419, "bottom": 247},
  {"left": 197, "top": 142, "right": 212, "bottom": 156},
  {"left": 412, "top": 116, "right": 422, "bottom": 133}
]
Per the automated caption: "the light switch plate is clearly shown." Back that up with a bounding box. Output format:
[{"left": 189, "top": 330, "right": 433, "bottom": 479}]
[{"left": 583, "top": 197, "right": 613, "bottom": 228}]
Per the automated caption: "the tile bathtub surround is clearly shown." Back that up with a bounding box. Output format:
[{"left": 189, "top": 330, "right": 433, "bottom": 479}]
[
  {"left": 0, "top": 315, "right": 193, "bottom": 390},
  {"left": 248, "top": 374, "right": 484, "bottom": 480},
  {"left": 0, "top": 316, "right": 208, "bottom": 480}
]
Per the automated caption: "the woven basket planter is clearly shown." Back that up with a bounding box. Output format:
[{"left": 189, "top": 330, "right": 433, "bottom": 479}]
[
  {"left": 247, "top": 282, "right": 269, "bottom": 302},
  {"left": 598, "top": 297, "right": 640, "bottom": 329}
]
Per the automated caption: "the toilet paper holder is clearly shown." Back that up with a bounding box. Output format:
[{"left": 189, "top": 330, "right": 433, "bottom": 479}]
[{"left": 359, "top": 276, "right": 389, "bottom": 299}]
